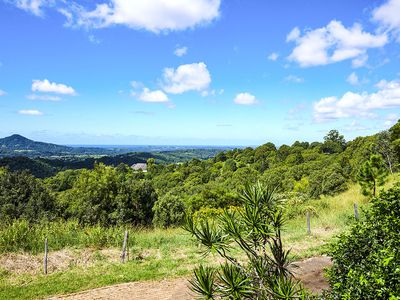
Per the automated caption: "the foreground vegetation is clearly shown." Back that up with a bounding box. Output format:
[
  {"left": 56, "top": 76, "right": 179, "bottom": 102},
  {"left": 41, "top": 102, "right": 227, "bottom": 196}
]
[
  {"left": 0, "top": 181, "right": 373, "bottom": 300},
  {"left": 1, "top": 175, "right": 399, "bottom": 299},
  {"left": 328, "top": 185, "right": 400, "bottom": 299},
  {"left": 1, "top": 123, "right": 400, "bottom": 299}
]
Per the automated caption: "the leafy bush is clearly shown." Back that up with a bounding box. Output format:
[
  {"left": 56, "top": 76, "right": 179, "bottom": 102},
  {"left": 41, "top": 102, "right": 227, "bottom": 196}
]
[
  {"left": 327, "top": 184, "right": 400, "bottom": 299},
  {"left": 61, "top": 163, "right": 157, "bottom": 226},
  {"left": 152, "top": 193, "right": 186, "bottom": 228},
  {"left": 0, "top": 170, "right": 55, "bottom": 222}
]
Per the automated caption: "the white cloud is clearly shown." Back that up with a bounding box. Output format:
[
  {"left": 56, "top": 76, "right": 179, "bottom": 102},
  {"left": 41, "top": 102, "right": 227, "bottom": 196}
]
[
  {"left": 384, "top": 113, "right": 398, "bottom": 128},
  {"left": 287, "top": 20, "right": 387, "bottom": 67},
  {"left": 346, "top": 72, "right": 359, "bottom": 86},
  {"left": 233, "top": 92, "right": 258, "bottom": 105},
  {"left": 10, "top": 0, "right": 51, "bottom": 16},
  {"left": 285, "top": 75, "right": 304, "bottom": 83},
  {"left": 0, "top": 89, "right": 6, "bottom": 96},
  {"left": 313, "top": 79, "right": 400, "bottom": 122},
  {"left": 18, "top": 109, "right": 43, "bottom": 115},
  {"left": 351, "top": 54, "right": 368, "bottom": 68},
  {"left": 26, "top": 94, "right": 61, "bottom": 101},
  {"left": 200, "top": 89, "right": 223, "bottom": 97},
  {"left": 162, "top": 62, "right": 211, "bottom": 94},
  {"left": 268, "top": 52, "right": 279, "bottom": 61},
  {"left": 137, "top": 88, "right": 169, "bottom": 103},
  {"left": 373, "top": 0, "right": 400, "bottom": 32},
  {"left": 174, "top": 46, "right": 188, "bottom": 57},
  {"left": 88, "top": 34, "right": 101, "bottom": 44},
  {"left": 32, "top": 79, "right": 76, "bottom": 95},
  {"left": 130, "top": 81, "right": 144, "bottom": 89},
  {"left": 286, "top": 27, "right": 300, "bottom": 42},
  {"left": 60, "top": 0, "right": 221, "bottom": 33},
  {"left": 342, "top": 120, "right": 371, "bottom": 132}
]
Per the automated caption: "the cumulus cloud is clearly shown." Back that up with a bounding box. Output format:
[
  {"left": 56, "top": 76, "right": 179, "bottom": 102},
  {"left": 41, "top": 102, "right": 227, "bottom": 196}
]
[
  {"left": 174, "top": 46, "right": 188, "bottom": 57},
  {"left": 137, "top": 88, "right": 169, "bottom": 103},
  {"left": 313, "top": 79, "right": 400, "bottom": 122},
  {"left": 59, "top": 0, "right": 220, "bottom": 33},
  {"left": 373, "top": 0, "right": 400, "bottom": 37},
  {"left": 346, "top": 72, "right": 359, "bottom": 86},
  {"left": 233, "top": 92, "right": 258, "bottom": 105},
  {"left": 384, "top": 113, "right": 399, "bottom": 128},
  {"left": 26, "top": 94, "right": 61, "bottom": 101},
  {"left": 287, "top": 20, "right": 387, "bottom": 67},
  {"left": 18, "top": 109, "right": 43, "bottom": 115},
  {"left": 9, "top": 0, "right": 52, "bottom": 16},
  {"left": 0, "top": 89, "right": 6, "bottom": 96},
  {"left": 268, "top": 52, "right": 279, "bottom": 61},
  {"left": 32, "top": 79, "right": 76, "bottom": 95},
  {"left": 285, "top": 75, "right": 304, "bottom": 83},
  {"left": 162, "top": 62, "right": 211, "bottom": 94}
]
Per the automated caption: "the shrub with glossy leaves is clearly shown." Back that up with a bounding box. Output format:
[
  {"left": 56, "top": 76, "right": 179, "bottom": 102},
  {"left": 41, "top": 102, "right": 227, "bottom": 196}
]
[{"left": 327, "top": 184, "right": 400, "bottom": 299}]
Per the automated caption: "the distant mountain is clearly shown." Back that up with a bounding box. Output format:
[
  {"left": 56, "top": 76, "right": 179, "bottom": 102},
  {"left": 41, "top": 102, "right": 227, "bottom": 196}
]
[
  {"left": 0, "top": 134, "right": 234, "bottom": 162},
  {"left": 0, "top": 134, "right": 111, "bottom": 157},
  {"left": 0, "top": 134, "right": 72, "bottom": 154},
  {"left": 0, "top": 135, "right": 231, "bottom": 177}
]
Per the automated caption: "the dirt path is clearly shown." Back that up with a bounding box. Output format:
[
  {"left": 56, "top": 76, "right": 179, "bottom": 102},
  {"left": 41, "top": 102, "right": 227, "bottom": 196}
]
[
  {"left": 48, "top": 256, "right": 331, "bottom": 300},
  {"left": 48, "top": 278, "right": 193, "bottom": 300}
]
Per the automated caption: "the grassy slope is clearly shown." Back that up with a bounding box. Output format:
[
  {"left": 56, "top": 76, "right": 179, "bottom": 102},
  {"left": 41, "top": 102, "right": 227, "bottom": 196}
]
[{"left": 1, "top": 175, "right": 398, "bottom": 300}]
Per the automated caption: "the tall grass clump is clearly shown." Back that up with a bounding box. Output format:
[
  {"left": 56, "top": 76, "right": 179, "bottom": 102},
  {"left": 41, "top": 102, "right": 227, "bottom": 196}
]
[{"left": 0, "top": 220, "right": 135, "bottom": 254}]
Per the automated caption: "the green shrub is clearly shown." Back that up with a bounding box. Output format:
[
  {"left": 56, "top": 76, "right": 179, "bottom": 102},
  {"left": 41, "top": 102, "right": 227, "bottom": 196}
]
[
  {"left": 327, "top": 184, "right": 400, "bottom": 299},
  {"left": 0, "top": 170, "right": 55, "bottom": 222},
  {"left": 152, "top": 193, "right": 186, "bottom": 228}
]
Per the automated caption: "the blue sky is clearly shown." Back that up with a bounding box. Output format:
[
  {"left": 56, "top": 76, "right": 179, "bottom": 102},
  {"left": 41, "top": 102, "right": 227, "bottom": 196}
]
[{"left": 0, "top": 0, "right": 400, "bottom": 145}]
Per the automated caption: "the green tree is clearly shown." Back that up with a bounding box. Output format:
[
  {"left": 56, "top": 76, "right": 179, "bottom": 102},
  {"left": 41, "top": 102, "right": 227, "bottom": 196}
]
[
  {"left": 0, "top": 169, "right": 55, "bottom": 222},
  {"left": 322, "top": 130, "right": 346, "bottom": 154},
  {"left": 223, "top": 158, "right": 237, "bottom": 172},
  {"left": 375, "top": 130, "right": 396, "bottom": 173},
  {"left": 153, "top": 193, "right": 186, "bottom": 228},
  {"left": 328, "top": 185, "right": 400, "bottom": 299},
  {"left": 62, "top": 163, "right": 157, "bottom": 226},
  {"left": 183, "top": 182, "right": 309, "bottom": 299},
  {"left": 357, "top": 155, "right": 388, "bottom": 197}
]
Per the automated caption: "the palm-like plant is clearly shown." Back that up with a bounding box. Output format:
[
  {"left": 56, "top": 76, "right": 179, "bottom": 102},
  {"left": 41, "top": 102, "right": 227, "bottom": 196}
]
[{"left": 183, "top": 182, "right": 310, "bottom": 299}]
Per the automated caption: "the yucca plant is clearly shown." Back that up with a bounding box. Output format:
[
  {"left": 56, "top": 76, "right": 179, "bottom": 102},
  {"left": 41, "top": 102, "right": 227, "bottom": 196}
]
[{"left": 183, "top": 182, "right": 311, "bottom": 299}]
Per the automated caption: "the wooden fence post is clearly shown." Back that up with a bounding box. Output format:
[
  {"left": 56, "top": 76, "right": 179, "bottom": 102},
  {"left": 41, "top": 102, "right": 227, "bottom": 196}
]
[
  {"left": 44, "top": 237, "right": 48, "bottom": 275},
  {"left": 306, "top": 211, "right": 311, "bottom": 235},
  {"left": 354, "top": 203, "right": 359, "bottom": 220},
  {"left": 121, "top": 230, "right": 128, "bottom": 263}
]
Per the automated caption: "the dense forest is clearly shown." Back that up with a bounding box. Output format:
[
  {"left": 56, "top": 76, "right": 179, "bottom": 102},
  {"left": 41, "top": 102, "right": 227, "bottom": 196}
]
[
  {"left": 0, "top": 149, "right": 228, "bottom": 178},
  {"left": 1, "top": 122, "right": 398, "bottom": 226}
]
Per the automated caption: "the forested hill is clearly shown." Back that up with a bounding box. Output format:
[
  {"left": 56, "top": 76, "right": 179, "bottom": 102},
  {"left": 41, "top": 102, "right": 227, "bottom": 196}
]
[
  {"left": 0, "top": 134, "right": 112, "bottom": 157},
  {"left": 0, "top": 134, "right": 71, "bottom": 155},
  {"left": 0, "top": 149, "right": 228, "bottom": 178}
]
